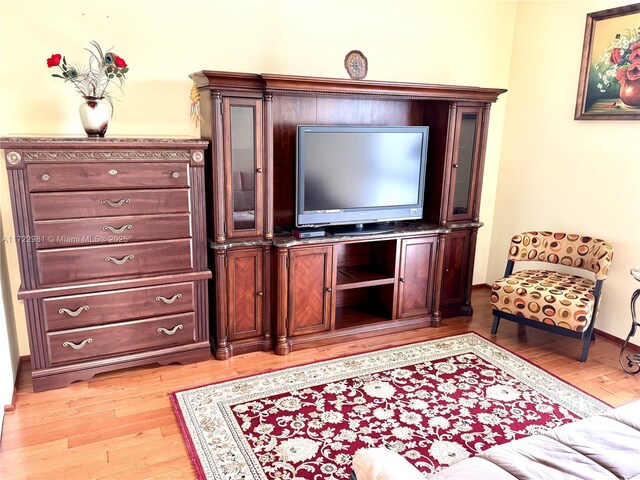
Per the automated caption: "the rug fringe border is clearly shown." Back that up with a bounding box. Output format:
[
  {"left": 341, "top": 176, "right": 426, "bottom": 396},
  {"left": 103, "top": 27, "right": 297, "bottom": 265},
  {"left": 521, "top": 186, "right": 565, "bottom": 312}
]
[
  {"left": 170, "top": 331, "right": 612, "bottom": 408},
  {"left": 170, "top": 391, "right": 208, "bottom": 480}
]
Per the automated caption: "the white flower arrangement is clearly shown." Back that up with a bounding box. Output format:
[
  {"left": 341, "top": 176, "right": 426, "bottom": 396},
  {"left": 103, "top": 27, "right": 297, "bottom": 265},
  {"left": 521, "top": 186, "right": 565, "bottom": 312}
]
[{"left": 594, "top": 27, "right": 640, "bottom": 92}]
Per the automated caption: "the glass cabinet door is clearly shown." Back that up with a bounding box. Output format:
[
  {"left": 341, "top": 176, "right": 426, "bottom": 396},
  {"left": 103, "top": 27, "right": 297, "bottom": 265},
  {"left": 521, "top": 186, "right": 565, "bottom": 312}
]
[
  {"left": 223, "top": 97, "right": 263, "bottom": 238},
  {"left": 449, "top": 107, "right": 482, "bottom": 221}
]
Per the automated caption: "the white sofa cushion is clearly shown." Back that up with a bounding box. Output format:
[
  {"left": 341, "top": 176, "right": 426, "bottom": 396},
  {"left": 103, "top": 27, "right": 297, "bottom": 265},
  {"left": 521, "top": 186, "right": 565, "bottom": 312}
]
[{"left": 351, "top": 400, "right": 640, "bottom": 480}]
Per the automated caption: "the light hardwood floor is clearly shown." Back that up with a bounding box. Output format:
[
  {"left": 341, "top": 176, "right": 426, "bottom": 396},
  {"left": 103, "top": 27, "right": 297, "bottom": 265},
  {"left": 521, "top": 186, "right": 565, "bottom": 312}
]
[{"left": 1, "top": 287, "right": 639, "bottom": 479}]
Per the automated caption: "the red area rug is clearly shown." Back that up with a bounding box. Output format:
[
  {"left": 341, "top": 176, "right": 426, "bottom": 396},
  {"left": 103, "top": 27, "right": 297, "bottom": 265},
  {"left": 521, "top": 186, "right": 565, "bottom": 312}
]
[{"left": 171, "top": 333, "right": 608, "bottom": 479}]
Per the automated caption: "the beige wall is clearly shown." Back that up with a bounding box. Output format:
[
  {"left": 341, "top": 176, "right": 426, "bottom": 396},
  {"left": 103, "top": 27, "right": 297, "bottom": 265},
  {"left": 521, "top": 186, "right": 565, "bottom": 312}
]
[
  {"left": 0, "top": 0, "right": 518, "bottom": 355},
  {"left": 488, "top": 0, "right": 640, "bottom": 347}
]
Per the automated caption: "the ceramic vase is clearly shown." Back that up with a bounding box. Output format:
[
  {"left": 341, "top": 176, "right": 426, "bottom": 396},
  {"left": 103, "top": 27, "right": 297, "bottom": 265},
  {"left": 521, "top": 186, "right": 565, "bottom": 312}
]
[
  {"left": 619, "top": 79, "right": 640, "bottom": 107},
  {"left": 79, "top": 96, "right": 110, "bottom": 137}
]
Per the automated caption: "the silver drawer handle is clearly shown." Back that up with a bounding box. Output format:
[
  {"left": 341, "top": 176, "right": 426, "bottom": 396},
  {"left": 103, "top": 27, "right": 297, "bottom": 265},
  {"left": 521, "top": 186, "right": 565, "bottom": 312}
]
[
  {"left": 109, "top": 169, "right": 118, "bottom": 176},
  {"left": 41, "top": 173, "right": 51, "bottom": 181},
  {"left": 105, "top": 255, "right": 135, "bottom": 265},
  {"left": 157, "top": 324, "right": 184, "bottom": 335},
  {"left": 101, "top": 198, "right": 131, "bottom": 208},
  {"left": 171, "top": 171, "right": 180, "bottom": 179},
  {"left": 62, "top": 338, "right": 93, "bottom": 350},
  {"left": 103, "top": 224, "right": 133, "bottom": 234},
  {"left": 155, "top": 294, "right": 183, "bottom": 304},
  {"left": 58, "top": 305, "right": 89, "bottom": 317}
]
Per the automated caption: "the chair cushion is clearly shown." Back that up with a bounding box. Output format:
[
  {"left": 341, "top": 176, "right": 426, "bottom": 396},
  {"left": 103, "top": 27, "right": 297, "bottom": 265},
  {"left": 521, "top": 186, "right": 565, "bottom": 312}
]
[
  {"left": 491, "top": 269, "right": 596, "bottom": 332},
  {"left": 507, "top": 232, "right": 613, "bottom": 281}
]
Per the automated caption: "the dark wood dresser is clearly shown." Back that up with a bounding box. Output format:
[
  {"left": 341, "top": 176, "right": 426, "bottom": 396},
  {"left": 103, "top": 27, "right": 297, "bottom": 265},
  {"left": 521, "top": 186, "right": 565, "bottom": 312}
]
[{"left": 1, "top": 137, "right": 212, "bottom": 391}]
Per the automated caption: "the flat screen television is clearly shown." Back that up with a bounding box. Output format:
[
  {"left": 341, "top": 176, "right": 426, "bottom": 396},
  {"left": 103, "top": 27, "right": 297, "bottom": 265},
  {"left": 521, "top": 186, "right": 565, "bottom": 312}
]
[{"left": 295, "top": 125, "right": 429, "bottom": 234}]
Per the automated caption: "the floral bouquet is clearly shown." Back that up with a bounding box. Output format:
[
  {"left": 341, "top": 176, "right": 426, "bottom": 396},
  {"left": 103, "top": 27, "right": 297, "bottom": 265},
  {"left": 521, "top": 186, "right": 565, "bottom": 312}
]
[
  {"left": 594, "top": 28, "right": 640, "bottom": 94},
  {"left": 47, "top": 41, "right": 129, "bottom": 110}
]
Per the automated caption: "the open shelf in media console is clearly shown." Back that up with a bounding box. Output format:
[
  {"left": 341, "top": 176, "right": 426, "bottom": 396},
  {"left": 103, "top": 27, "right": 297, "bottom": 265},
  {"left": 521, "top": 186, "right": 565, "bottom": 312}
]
[
  {"left": 335, "top": 305, "right": 390, "bottom": 330},
  {"left": 334, "top": 239, "right": 397, "bottom": 290},
  {"left": 336, "top": 266, "right": 395, "bottom": 290}
]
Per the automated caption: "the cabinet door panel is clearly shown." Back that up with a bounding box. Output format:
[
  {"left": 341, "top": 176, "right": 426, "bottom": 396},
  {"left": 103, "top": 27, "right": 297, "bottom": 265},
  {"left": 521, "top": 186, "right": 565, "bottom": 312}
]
[
  {"left": 449, "top": 107, "right": 483, "bottom": 221},
  {"left": 223, "top": 97, "right": 263, "bottom": 238},
  {"left": 288, "top": 246, "right": 333, "bottom": 336},
  {"left": 227, "top": 248, "right": 263, "bottom": 341},
  {"left": 397, "top": 237, "right": 436, "bottom": 318},
  {"left": 441, "top": 230, "right": 471, "bottom": 307}
]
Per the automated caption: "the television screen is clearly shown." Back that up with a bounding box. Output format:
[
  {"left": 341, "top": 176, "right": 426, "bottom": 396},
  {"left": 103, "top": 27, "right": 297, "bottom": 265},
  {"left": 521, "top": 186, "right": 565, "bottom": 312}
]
[{"left": 296, "top": 125, "right": 429, "bottom": 230}]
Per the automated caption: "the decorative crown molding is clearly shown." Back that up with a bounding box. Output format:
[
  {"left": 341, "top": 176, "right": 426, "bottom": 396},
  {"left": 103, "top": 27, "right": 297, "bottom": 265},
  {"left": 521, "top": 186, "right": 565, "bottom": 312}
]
[
  {"left": 6, "top": 151, "right": 22, "bottom": 165},
  {"left": 22, "top": 150, "right": 191, "bottom": 161}
]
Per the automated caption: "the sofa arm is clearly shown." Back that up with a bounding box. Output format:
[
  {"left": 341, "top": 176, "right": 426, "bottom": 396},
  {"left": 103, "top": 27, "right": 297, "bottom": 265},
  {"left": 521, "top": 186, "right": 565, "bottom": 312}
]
[
  {"left": 352, "top": 448, "right": 518, "bottom": 480},
  {"left": 352, "top": 448, "right": 424, "bottom": 480}
]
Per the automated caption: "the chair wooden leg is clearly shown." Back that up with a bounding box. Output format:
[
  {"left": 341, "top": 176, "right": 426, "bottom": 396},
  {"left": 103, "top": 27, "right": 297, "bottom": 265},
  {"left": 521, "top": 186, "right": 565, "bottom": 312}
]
[
  {"left": 580, "top": 335, "right": 592, "bottom": 362},
  {"left": 491, "top": 316, "right": 501, "bottom": 335}
]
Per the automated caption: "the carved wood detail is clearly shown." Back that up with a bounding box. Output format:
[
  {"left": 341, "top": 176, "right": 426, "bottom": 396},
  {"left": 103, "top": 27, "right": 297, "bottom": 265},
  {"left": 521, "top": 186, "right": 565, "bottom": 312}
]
[
  {"left": 194, "top": 71, "right": 505, "bottom": 357},
  {"left": 0, "top": 137, "right": 211, "bottom": 391}
]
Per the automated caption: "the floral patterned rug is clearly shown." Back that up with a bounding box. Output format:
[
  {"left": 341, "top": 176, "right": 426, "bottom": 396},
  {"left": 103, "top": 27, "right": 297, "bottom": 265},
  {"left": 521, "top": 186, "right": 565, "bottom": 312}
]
[{"left": 171, "top": 333, "right": 608, "bottom": 480}]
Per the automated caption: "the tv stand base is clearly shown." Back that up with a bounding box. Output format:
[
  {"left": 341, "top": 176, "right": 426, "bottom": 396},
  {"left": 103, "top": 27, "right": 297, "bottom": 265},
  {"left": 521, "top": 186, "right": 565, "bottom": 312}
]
[{"left": 328, "top": 223, "right": 397, "bottom": 236}]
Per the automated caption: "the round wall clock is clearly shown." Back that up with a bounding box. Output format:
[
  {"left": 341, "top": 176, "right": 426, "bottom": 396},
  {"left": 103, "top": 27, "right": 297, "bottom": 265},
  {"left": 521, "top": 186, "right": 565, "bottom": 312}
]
[{"left": 344, "top": 50, "right": 368, "bottom": 80}]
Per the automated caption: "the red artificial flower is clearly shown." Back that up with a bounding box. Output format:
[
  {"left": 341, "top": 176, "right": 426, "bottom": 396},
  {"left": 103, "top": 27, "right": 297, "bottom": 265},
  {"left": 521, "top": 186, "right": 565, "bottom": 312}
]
[
  {"left": 629, "top": 42, "right": 640, "bottom": 64},
  {"left": 114, "top": 56, "right": 127, "bottom": 68},
  {"left": 627, "top": 63, "right": 640, "bottom": 82},
  {"left": 616, "top": 66, "right": 629, "bottom": 85},
  {"left": 609, "top": 48, "right": 622, "bottom": 65},
  {"left": 47, "top": 53, "right": 62, "bottom": 68}
]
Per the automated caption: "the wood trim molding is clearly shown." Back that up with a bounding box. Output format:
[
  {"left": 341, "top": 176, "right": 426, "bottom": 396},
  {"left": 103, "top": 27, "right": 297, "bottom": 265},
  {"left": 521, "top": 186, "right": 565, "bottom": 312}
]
[
  {"left": 191, "top": 71, "right": 507, "bottom": 103},
  {"left": 595, "top": 328, "right": 640, "bottom": 353},
  {"left": 4, "top": 355, "right": 29, "bottom": 412}
]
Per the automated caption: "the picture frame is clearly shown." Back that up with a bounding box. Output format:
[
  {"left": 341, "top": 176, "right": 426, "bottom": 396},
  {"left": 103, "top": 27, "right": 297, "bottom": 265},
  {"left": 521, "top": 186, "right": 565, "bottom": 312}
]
[{"left": 575, "top": 3, "right": 640, "bottom": 120}]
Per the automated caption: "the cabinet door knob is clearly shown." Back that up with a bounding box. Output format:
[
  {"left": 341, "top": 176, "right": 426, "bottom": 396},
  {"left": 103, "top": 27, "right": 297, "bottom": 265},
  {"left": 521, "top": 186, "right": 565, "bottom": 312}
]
[
  {"left": 399, "top": 277, "right": 406, "bottom": 283},
  {"left": 157, "top": 324, "right": 184, "bottom": 335},
  {"left": 103, "top": 224, "right": 133, "bottom": 234},
  {"left": 171, "top": 171, "right": 180, "bottom": 179},
  {"left": 105, "top": 254, "right": 135, "bottom": 265},
  {"left": 41, "top": 174, "right": 51, "bottom": 181},
  {"left": 452, "top": 164, "right": 459, "bottom": 169},
  {"left": 58, "top": 306, "right": 90, "bottom": 317},
  {"left": 156, "top": 294, "right": 182, "bottom": 304},
  {"left": 256, "top": 168, "right": 263, "bottom": 173},
  {"left": 257, "top": 292, "right": 264, "bottom": 297},
  {"left": 326, "top": 287, "right": 332, "bottom": 292},
  {"left": 101, "top": 198, "right": 131, "bottom": 208},
  {"left": 63, "top": 338, "right": 93, "bottom": 350},
  {"left": 445, "top": 268, "right": 450, "bottom": 273}
]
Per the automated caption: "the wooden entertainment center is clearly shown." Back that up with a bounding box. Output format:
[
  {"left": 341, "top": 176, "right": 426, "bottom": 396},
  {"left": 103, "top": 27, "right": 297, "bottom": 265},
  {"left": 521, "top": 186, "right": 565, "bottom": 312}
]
[{"left": 192, "top": 71, "right": 506, "bottom": 359}]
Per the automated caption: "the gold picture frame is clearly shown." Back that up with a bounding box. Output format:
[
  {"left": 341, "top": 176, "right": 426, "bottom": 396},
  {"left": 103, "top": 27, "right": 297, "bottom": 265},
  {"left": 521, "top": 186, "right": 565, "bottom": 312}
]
[{"left": 575, "top": 3, "right": 640, "bottom": 120}]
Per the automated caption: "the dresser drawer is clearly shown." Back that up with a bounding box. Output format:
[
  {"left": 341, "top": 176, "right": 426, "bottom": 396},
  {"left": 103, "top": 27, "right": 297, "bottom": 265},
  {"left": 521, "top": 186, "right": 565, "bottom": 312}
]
[
  {"left": 31, "top": 189, "right": 190, "bottom": 221},
  {"left": 43, "top": 282, "right": 195, "bottom": 330},
  {"left": 36, "top": 239, "right": 192, "bottom": 285},
  {"left": 27, "top": 162, "right": 189, "bottom": 192},
  {"left": 46, "top": 312, "right": 196, "bottom": 366},
  {"left": 34, "top": 214, "right": 191, "bottom": 248}
]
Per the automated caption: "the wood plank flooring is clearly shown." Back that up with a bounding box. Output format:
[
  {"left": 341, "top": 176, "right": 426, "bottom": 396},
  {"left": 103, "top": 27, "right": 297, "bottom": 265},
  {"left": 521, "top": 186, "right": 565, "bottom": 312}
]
[{"left": 2, "top": 288, "right": 639, "bottom": 479}]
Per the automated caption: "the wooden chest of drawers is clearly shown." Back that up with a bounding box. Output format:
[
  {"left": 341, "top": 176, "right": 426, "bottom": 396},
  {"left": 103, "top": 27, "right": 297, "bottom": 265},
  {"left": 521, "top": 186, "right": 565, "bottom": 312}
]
[{"left": 1, "top": 137, "right": 212, "bottom": 391}]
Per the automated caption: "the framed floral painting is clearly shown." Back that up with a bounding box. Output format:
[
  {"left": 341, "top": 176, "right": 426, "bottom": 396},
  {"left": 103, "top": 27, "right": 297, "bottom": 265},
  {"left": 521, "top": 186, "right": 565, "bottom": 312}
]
[{"left": 575, "top": 3, "right": 640, "bottom": 120}]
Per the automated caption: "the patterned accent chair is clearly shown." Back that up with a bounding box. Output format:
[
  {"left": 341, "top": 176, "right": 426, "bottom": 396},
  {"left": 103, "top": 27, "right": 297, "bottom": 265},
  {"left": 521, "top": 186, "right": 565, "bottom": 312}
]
[{"left": 490, "top": 232, "right": 614, "bottom": 362}]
